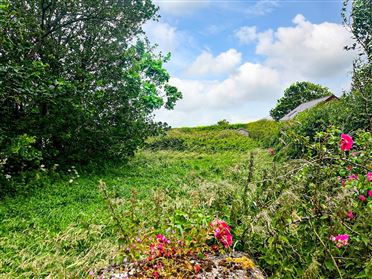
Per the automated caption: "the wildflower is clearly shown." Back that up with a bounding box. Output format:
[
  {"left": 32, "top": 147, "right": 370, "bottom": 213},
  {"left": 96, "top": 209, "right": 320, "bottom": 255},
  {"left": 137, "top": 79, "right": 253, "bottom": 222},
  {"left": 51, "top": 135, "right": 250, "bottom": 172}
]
[
  {"left": 267, "top": 147, "right": 275, "bottom": 156},
  {"left": 4, "top": 174, "right": 11, "bottom": 180},
  {"left": 156, "top": 234, "right": 170, "bottom": 244},
  {"left": 69, "top": 179, "right": 73, "bottom": 183},
  {"left": 368, "top": 190, "right": 372, "bottom": 198},
  {"left": 367, "top": 172, "right": 372, "bottom": 182},
  {"left": 340, "top": 134, "right": 353, "bottom": 151},
  {"left": 346, "top": 210, "right": 354, "bottom": 220},
  {"left": 194, "top": 264, "right": 201, "bottom": 273},
  {"left": 346, "top": 165, "right": 353, "bottom": 171},
  {"left": 359, "top": 195, "right": 367, "bottom": 202},
  {"left": 348, "top": 174, "right": 358, "bottom": 181},
  {"left": 330, "top": 234, "right": 349, "bottom": 248},
  {"left": 210, "top": 219, "right": 233, "bottom": 248}
]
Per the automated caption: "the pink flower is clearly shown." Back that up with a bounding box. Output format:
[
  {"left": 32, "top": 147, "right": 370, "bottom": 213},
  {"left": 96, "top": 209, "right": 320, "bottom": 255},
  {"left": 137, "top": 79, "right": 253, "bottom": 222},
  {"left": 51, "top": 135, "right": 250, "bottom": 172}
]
[
  {"left": 267, "top": 147, "right": 275, "bottom": 156},
  {"left": 330, "top": 234, "right": 349, "bottom": 248},
  {"left": 340, "top": 134, "right": 353, "bottom": 151},
  {"left": 210, "top": 219, "right": 233, "bottom": 248},
  {"left": 156, "top": 234, "right": 170, "bottom": 244},
  {"left": 368, "top": 190, "right": 372, "bottom": 198},
  {"left": 346, "top": 210, "right": 354, "bottom": 220},
  {"left": 359, "top": 195, "right": 367, "bottom": 202},
  {"left": 367, "top": 172, "right": 372, "bottom": 182},
  {"left": 348, "top": 174, "right": 358, "bottom": 181}
]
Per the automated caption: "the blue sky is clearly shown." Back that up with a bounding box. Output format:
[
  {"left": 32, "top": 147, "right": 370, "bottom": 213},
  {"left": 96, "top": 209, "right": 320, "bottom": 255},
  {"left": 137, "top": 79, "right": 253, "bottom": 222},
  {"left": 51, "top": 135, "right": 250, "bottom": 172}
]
[{"left": 144, "top": 0, "right": 357, "bottom": 127}]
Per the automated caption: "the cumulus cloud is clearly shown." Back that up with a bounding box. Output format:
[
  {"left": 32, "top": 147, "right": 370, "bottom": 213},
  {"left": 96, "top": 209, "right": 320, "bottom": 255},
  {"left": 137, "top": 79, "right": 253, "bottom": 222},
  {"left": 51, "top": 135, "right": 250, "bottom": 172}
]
[
  {"left": 165, "top": 62, "right": 281, "bottom": 115},
  {"left": 154, "top": 0, "right": 209, "bottom": 16},
  {"left": 256, "top": 14, "right": 357, "bottom": 79},
  {"left": 186, "top": 49, "right": 242, "bottom": 77},
  {"left": 143, "top": 21, "right": 181, "bottom": 53},
  {"left": 155, "top": 14, "right": 357, "bottom": 127}
]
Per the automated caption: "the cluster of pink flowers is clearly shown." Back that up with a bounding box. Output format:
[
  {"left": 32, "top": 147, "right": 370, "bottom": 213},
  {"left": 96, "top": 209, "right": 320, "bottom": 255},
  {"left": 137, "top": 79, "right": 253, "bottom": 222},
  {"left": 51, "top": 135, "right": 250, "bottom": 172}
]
[
  {"left": 330, "top": 234, "right": 349, "bottom": 248},
  {"left": 210, "top": 219, "right": 233, "bottom": 248},
  {"left": 340, "top": 134, "right": 353, "bottom": 151},
  {"left": 368, "top": 172, "right": 372, "bottom": 182},
  {"left": 148, "top": 234, "right": 174, "bottom": 260}
]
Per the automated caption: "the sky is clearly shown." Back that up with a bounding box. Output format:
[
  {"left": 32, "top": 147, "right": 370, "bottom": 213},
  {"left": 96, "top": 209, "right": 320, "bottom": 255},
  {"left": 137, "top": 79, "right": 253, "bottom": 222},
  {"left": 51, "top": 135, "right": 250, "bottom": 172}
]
[{"left": 144, "top": 0, "right": 358, "bottom": 127}]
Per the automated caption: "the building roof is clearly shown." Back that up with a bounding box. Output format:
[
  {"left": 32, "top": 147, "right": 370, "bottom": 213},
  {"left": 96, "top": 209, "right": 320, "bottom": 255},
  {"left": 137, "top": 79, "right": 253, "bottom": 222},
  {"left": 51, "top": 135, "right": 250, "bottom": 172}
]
[{"left": 280, "top": 95, "right": 337, "bottom": 121}]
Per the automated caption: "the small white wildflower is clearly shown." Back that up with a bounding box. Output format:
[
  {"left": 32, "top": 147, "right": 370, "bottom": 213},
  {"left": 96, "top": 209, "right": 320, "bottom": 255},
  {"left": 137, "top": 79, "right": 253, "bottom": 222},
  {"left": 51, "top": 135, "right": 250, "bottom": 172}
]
[
  {"left": 5, "top": 174, "right": 11, "bottom": 180},
  {"left": 69, "top": 179, "right": 73, "bottom": 183}
]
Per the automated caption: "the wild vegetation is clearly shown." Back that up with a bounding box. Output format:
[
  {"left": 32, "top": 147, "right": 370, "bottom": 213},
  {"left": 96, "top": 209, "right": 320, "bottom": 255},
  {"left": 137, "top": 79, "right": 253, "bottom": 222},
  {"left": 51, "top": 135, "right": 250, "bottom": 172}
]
[{"left": 0, "top": 0, "right": 371, "bottom": 278}]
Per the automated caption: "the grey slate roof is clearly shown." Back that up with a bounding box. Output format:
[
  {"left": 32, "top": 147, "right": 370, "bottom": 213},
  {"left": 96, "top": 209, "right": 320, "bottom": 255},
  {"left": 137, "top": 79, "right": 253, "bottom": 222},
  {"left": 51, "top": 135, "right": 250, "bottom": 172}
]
[{"left": 280, "top": 95, "right": 337, "bottom": 121}]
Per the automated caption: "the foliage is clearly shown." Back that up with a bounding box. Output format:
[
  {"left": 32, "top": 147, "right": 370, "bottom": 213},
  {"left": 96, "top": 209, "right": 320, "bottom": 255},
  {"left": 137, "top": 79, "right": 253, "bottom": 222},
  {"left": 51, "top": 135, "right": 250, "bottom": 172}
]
[
  {"left": 146, "top": 128, "right": 258, "bottom": 152},
  {"left": 270, "top": 81, "right": 333, "bottom": 121},
  {"left": 0, "top": 134, "right": 265, "bottom": 277},
  {"left": 342, "top": 0, "right": 372, "bottom": 130},
  {"left": 238, "top": 128, "right": 372, "bottom": 278},
  {"left": 0, "top": 0, "right": 181, "bottom": 179},
  {"left": 342, "top": 0, "right": 372, "bottom": 60},
  {"left": 246, "top": 120, "right": 283, "bottom": 147}
]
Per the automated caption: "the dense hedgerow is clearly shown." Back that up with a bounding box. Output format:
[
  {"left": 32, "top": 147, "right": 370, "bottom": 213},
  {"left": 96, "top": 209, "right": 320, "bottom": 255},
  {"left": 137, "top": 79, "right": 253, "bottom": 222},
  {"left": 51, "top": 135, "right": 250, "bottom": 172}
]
[{"left": 145, "top": 129, "right": 258, "bottom": 152}]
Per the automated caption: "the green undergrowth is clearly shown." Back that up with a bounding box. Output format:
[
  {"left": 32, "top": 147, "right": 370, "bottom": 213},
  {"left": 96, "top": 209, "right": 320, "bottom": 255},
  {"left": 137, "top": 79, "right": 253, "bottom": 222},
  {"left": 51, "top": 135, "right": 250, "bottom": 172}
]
[{"left": 0, "top": 143, "right": 271, "bottom": 277}]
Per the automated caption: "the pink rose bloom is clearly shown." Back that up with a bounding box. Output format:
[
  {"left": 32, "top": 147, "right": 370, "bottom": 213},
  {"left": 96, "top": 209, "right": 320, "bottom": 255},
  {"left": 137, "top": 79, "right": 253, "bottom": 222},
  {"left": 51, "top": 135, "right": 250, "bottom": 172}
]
[
  {"left": 367, "top": 172, "right": 372, "bottom": 182},
  {"left": 359, "top": 195, "right": 367, "bottom": 202},
  {"left": 330, "top": 234, "right": 349, "bottom": 248},
  {"left": 346, "top": 210, "right": 354, "bottom": 219},
  {"left": 210, "top": 219, "right": 233, "bottom": 248},
  {"left": 348, "top": 174, "right": 358, "bottom": 181},
  {"left": 340, "top": 134, "right": 353, "bottom": 151},
  {"left": 368, "top": 190, "right": 372, "bottom": 198}
]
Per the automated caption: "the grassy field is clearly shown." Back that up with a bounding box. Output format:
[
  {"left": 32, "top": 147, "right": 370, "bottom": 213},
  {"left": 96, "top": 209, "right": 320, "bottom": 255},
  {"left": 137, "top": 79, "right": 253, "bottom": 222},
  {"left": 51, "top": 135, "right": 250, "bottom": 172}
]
[{"left": 0, "top": 129, "right": 272, "bottom": 278}]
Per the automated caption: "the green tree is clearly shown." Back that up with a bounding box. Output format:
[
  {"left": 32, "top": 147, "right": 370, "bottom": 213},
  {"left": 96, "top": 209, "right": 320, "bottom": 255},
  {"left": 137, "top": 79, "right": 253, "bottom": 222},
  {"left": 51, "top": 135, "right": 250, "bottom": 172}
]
[
  {"left": 0, "top": 0, "right": 181, "bottom": 174},
  {"left": 342, "top": 0, "right": 372, "bottom": 130},
  {"left": 270, "top": 81, "right": 332, "bottom": 121}
]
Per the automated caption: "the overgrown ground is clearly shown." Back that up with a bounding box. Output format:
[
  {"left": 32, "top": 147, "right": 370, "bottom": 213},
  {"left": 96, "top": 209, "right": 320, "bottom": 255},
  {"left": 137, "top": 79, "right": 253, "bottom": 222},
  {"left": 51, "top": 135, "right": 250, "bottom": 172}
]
[{"left": 0, "top": 129, "right": 271, "bottom": 278}]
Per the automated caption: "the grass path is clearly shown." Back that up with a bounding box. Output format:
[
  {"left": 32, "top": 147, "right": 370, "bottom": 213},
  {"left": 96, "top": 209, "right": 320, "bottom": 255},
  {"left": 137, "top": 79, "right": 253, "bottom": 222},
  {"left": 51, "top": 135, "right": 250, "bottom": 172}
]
[{"left": 0, "top": 150, "right": 268, "bottom": 278}]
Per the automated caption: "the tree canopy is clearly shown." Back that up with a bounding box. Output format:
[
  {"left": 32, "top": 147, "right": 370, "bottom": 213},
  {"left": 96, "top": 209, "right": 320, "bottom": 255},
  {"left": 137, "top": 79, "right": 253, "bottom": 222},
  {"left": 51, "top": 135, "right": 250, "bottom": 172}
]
[
  {"left": 270, "top": 81, "right": 332, "bottom": 121},
  {"left": 0, "top": 0, "right": 182, "bottom": 174}
]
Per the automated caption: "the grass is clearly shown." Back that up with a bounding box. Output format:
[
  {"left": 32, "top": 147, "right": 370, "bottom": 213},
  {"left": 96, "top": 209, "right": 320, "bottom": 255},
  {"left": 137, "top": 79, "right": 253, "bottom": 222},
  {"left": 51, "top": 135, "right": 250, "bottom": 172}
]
[{"left": 0, "top": 129, "right": 272, "bottom": 278}]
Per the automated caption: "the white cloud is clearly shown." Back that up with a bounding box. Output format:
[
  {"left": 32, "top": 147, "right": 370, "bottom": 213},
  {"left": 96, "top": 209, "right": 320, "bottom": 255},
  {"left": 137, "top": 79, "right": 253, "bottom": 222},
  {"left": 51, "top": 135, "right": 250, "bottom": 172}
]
[
  {"left": 246, "top": 0, "right": 279, "bottom": 16},
  {"left": 256, "top": 14, "right": 357, "bottom": 79},
  {"left": 186, "top": 49, "right": 242, "bottom": 77},
  {"left": 235, "top": 26, "right": 257, "bottom": 44},
  {"left": 156, "top": 62, "right": 281, "bottom": 126},
  {"left": 154, "top": 0, "right": 209, "bottom": 16},
  {"left": 143, "top": 21, "right": 180, "bottom": 53},
  {"left": 155, "top": 15, "right": 357, "bottom": 127}
]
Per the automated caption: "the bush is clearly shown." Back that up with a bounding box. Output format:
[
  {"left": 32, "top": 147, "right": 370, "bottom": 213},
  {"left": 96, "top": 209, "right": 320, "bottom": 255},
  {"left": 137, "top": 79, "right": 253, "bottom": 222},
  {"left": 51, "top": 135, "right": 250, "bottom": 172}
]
[
  {"left": 145, "top": 129, "right": 258, "bottom": 153},
  {"left": 242, "top": 128, "right": 372, "bottom": 278},
  {"left": 246, "top": 120, "right": 283, "bottom": 148}
]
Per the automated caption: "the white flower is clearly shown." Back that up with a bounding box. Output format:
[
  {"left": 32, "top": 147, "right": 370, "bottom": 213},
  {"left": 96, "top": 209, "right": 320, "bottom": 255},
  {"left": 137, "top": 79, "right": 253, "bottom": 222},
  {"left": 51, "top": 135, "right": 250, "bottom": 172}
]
[
  {"left": 5, "top": 174, "right": 11, "bottom": 180},
  {"left": 69, "top": 179, "right": 73, "bottom": 183}
]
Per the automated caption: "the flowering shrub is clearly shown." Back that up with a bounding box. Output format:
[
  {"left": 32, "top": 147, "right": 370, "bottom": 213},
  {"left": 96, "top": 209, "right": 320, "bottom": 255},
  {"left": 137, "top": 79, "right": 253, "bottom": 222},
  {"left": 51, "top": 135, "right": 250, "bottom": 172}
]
[
  {"left": 237, "top": 127, "right": 371, "bottom": 278},
  {"left": 210, "top": 219, "right": 233, "bottom": 248},
  {"left": 340, "top": 133, "right": 353, "bottom": 151},
  {"left": 330, "top": 234, "right": 349, "bottom": 248}
]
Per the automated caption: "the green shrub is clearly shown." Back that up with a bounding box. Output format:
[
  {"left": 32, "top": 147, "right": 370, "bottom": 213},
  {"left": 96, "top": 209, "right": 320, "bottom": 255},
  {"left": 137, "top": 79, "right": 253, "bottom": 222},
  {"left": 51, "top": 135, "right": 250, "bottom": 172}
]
[
  {"left": 145, "top": 129, "right": 258, "bottom": 152},
  {"left": 246, "top": 119, "right": 283, "bottom": 148}
]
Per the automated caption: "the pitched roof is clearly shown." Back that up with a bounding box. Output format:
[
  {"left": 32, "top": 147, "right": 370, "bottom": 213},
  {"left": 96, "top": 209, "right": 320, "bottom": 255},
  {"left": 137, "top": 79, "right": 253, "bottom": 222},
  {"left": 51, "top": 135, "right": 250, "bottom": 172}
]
[{"left": 280, "top": 95, "right": 337, "bottom": 121}]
